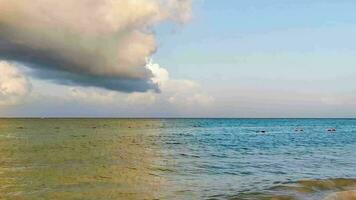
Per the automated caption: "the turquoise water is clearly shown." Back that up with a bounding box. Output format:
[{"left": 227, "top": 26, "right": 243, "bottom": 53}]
[{"left": 0, "top": 119, "right": 356, "bottom": 199}]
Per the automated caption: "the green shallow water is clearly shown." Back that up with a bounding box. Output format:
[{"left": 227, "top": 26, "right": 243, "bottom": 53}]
[
  {"left": 0, "top": 118, "right": 355, "bottom": 200},
  {"left": 0, "top": 119, "right": 167, "bottom": 200}
]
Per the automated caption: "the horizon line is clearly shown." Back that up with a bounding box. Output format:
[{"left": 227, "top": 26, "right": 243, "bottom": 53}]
[{"left": 0, "top": 117, "right": 356, "bottom": 120}]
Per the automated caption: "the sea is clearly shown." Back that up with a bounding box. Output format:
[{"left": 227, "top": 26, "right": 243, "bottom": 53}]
[{"left": 0, "top": 118, "right": 355, "bottom": 200}]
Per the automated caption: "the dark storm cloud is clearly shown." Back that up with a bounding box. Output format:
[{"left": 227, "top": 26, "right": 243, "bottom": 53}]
[
  {"left": 0, "top": 39, "right": 157, "bottom": 92},
  {"left": 0, "top": 0, "right": 191, "bottom": 92}
]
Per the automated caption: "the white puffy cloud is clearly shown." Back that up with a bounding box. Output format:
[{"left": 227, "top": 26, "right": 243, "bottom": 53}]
[
  {"left": 147, "top": 60, "right": 215, "bottom": 107},
  {"left": 146, "top": 59, "right": 170, "bottom": 85},
  {"left": 0, "top": 61, "right": 31, "bottom": 106}
]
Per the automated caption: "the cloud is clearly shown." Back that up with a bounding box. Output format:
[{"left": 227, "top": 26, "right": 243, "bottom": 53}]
[
  {"left": 65, "top": 59, "right": 214, "bottom": 108},
  {"left": 63, "top": 60, "right": 214, "bottom": 109},
  {"left": 146, "top": 59, "right": 170, "bottom": 85},
  {"left": 69, "top": 87, "right": 121, "bottom": 105},
  {"left": 0, "top": 0, "right": 192, "bottom": 92},
  {"left": 0, "top": 61, "right": 31, "bottom": 106},
  {"left": 126, "top": 92, "right": 156, "bottom": 106},
  {"left": 146, "top": 60, "right": 215, "bottom": 107}
]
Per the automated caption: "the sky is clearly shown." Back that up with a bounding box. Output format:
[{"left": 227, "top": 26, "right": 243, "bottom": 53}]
[{"left": 1, "top": 0, "right": 356, "bottom": 117}]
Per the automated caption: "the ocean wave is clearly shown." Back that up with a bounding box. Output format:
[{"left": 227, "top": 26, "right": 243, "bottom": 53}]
[{"left": 228, "top": 178, "right": 356, "bottom": 200}]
